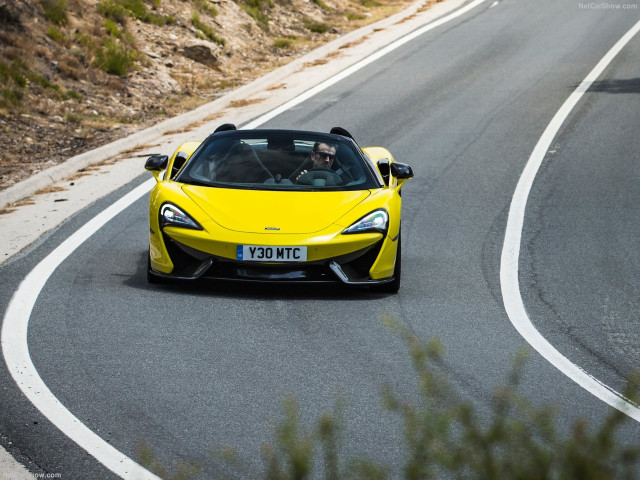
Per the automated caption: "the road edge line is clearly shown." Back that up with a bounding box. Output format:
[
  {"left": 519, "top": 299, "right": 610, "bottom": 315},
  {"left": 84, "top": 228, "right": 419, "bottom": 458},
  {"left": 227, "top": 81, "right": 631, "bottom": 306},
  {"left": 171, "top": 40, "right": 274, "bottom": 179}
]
[
  {"left": 1, "top": 0, "right": 492, "bottom": 477},
  {"left": 500, "top": 20, "right": 640, "bottom": 420}
]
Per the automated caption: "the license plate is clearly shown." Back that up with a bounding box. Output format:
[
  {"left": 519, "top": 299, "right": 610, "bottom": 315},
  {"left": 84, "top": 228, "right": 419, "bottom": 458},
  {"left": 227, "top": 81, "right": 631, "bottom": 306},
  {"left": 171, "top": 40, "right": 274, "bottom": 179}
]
[{"left": 237, "top": 245, "right": 307, "bottom": 262}]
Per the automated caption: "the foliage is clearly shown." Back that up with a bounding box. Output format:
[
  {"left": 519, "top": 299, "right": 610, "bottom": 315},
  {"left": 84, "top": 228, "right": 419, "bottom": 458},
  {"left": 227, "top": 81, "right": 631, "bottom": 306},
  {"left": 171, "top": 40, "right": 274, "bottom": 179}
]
[
  {"left": 138, "top": 442, "right": 203, "bottom": 480},
  {"left": 93, "top": 37, "right": 137, "bottom": 76},
  {"left": 303, "top": 19, "right": 331, "bottom": 34},
  {"left": 0, "top": 60, "right": 71, "bottom": 107},
  {"left": 216, "top": 317, "right": 640, "bottom": 480},
  {"left": 273, "top": 37, "right": 296, "bottom": 49},
  {"left": 194, "top": 0, "right": 218, "bottom": 17},
  {"left": 46, "top": 25, "right": 69, "bottom": 44},
  {"left": 191, "top": 12, "right": 226, "bottom": 46},
  {"left": 312, "top": 0, "right": 330, "bottom": 10},
  {"left": 98, "top": 0, "right": 175, "bottom": 26},
  {"left": 240, "top": 0, "right": 273, "bottom": 29},
  {"left": 40, "top": 0, "right": 68, "bottom": 25}
]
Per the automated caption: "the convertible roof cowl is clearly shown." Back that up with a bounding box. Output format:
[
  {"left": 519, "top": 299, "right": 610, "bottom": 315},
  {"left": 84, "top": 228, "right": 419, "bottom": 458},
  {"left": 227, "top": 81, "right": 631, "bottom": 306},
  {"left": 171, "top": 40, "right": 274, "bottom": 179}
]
[{"left": 213, "top": 123, "right": 237, "bottom": 134}]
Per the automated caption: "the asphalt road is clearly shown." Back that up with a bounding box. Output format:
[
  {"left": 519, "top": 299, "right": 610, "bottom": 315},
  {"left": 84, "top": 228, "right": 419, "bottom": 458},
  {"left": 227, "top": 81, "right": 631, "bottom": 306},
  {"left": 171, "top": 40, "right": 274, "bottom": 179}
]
[{"left": 1, "top": 0, "right": 640, "bottom": 478}]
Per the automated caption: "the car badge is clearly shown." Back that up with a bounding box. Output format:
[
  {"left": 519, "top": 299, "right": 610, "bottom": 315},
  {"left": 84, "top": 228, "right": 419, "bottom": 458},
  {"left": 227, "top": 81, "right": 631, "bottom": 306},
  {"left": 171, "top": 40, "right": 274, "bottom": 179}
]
[{"left": 265, "top": 227, "right": 280, "bottom": 231}]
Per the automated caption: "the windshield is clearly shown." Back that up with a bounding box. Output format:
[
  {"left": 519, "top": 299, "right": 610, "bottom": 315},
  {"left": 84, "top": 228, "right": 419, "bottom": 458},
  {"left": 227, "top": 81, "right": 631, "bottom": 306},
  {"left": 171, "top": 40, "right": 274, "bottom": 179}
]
[{"left": 175, "top": 131, "right": 381, "bottom": 191}]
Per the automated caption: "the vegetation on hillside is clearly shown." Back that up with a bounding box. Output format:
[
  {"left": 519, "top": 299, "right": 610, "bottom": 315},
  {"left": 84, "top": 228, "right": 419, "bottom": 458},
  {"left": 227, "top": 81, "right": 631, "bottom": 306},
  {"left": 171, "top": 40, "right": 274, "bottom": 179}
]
[{"left": 0, "top": 0, "right": 419, "bottom": 191}]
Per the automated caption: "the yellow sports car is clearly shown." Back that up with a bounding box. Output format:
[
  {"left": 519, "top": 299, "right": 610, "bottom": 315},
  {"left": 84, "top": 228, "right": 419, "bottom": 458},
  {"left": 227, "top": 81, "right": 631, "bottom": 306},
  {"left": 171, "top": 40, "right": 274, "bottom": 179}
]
[{"left": 145, "top": 125, "right": 413, "bottom": 292}]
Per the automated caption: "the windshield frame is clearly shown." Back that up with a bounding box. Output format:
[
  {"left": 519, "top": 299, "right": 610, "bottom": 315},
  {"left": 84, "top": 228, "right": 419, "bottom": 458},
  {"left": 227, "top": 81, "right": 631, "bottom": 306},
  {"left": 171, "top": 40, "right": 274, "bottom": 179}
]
[{"left": 174, "top": 129, "right": 384, "bottom": 191}]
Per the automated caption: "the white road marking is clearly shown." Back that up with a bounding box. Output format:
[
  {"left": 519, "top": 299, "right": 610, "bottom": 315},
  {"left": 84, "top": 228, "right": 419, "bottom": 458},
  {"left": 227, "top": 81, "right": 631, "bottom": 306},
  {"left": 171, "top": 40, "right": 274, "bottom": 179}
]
[
  {"left": 500, "top": 19, "right": 640, "bottom": 420},
  {"left": 0, "top": 0, "right": 492, "bottom": 477},
  {"left": 1, "top": 179, "right": 160, "bottom": 479},
  {"left": 490, "top": 1, "right": 499, "bottom": 7}
]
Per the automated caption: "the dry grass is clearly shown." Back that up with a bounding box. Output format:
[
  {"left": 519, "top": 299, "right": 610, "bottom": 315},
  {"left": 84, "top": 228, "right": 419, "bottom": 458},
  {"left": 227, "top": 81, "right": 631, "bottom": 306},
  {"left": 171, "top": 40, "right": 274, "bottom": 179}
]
[
  {"left": 227, "top": 98, "right": 264, "bottom": 109},
  {"left": 35, "top": 185, "right": 67, "bottom": 195},
  {"left": 339, "top": 36, "right": 369, "bottom": 49}
]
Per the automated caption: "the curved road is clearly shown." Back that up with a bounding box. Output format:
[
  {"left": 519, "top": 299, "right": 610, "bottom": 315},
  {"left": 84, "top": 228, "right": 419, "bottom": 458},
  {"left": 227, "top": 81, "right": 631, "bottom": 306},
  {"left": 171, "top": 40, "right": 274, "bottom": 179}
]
[{"left": 1, "top": 0, "right": 640, "bottom": 477}]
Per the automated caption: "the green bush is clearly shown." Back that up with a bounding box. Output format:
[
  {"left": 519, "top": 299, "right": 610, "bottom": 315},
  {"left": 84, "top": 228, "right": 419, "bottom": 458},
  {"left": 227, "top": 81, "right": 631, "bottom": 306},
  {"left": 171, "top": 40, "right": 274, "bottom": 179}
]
[
  {"left": 93, "top": 37, "right": 137, "bottom": 76},
  {"left": 312, "top": 0, "right": 330, "bottom": 10},
  {"left": 46, "top": 25, "right": 68, "bottom": 44},
  {"left": 40, "top": 0, "right": 67, "bottom": 25},
  {"left": 190, "top": 12, "right": 225, "bottom": 46},
  {"left": 1, "top": 87, "right": 24, "bottom": 107},
  {"left": 232, "top": 319, "right": 640, "bottom": 479},
  {"left": 103, "top": 18, "right": 122, "bottom": 37},
  {"left": 194, "top": 0, "right": 218, "bottom": 17},
  {"left": 304, "top": 19, "right": 331, "bottom": 34},
  {"left": 0, "top": 61, "right": 27, "bottom": 88},
  {"left": 64, "top": 89, "right": 83, "bottom": 100},
  {"left": 273, "top": 37, "right": 295, "bottom": 49},
  {"left": 240, "top": 0, "right": 273, "bottom": 29},
  {"left": 98, "top": 0, "right": 175, "bottom": 26},
  {"left": 138, "top": 317, "right": 640, "bottom": 479}
]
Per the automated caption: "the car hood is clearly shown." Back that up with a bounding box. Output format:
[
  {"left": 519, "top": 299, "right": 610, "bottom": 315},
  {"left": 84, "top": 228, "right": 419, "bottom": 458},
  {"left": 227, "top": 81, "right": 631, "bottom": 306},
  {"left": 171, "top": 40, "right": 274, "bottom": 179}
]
[{"left": 182, "top": 186, "right": 371, "bottom": 234}]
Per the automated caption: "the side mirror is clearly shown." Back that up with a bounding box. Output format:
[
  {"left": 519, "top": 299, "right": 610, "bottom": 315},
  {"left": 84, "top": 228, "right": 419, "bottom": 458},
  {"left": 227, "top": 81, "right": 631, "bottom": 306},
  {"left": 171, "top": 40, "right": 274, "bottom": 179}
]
[
  {"left": 145, "top": 154, "right": 168, "bottom": 171},
  {"left": 377, "top": 158, "right": 390, "bottom": 186},
  {"left": 390, "top": 162, "right": 413, "bottom": 180}
]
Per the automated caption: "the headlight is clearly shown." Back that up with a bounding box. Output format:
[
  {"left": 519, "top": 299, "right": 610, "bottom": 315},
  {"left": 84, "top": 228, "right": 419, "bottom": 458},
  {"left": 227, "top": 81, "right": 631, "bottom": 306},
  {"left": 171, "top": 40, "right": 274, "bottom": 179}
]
[
  {"left": 343, "top": 209, "right": 388, "bottom": 234},
  {"left": 160, "top": 203, "right": 202, "bottom": 230}
]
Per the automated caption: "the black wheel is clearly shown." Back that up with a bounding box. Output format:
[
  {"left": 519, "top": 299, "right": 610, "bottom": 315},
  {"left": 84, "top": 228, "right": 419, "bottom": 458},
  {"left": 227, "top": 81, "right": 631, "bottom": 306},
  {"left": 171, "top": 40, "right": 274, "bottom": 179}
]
[{"left": 372, "top": 232, "right": 401, "bottom": 293}]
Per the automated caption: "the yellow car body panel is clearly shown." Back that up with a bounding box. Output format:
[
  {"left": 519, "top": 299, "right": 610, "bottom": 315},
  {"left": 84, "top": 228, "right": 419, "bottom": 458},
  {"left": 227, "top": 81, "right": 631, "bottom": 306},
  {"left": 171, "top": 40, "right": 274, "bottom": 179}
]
[{"left": 147, "top": 131, "right": 412, "bottom": 289}]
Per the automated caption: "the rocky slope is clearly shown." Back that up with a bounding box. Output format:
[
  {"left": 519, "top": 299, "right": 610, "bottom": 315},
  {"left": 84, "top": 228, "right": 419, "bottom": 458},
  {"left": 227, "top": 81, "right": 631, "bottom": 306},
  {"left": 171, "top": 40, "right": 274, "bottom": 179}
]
[{"left": 0, "top": 0, "right": 421, "bottom": 191}]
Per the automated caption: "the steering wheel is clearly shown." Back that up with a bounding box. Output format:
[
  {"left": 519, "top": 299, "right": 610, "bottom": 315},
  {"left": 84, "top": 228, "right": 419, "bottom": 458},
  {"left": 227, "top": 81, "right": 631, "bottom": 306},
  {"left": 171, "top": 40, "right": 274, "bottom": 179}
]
[{"left": 297, "top": 168, "right": 343, "bottom": 186}]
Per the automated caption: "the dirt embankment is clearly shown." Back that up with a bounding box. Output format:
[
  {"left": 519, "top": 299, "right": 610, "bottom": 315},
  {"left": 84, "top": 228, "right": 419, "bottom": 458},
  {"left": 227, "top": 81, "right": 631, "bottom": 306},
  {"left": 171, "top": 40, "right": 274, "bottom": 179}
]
[{"left": 0, "top": 0, "right": 422, "bottom": 192}]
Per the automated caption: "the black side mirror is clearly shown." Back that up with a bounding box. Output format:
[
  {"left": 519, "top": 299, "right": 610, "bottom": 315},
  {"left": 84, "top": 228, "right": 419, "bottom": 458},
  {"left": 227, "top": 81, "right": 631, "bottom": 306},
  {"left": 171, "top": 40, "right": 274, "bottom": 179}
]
[
  {"left": 377, "top": 158, "right": 390, "bottom": 186},
  {"left": 171, "top": 152, "right": 188, "bottom": 179},
  {"left": 390, "top": 162, "right": 413, "bottom": 180},
  {"left": 145, "top": 154, "right": 168, "bottom": 171}
]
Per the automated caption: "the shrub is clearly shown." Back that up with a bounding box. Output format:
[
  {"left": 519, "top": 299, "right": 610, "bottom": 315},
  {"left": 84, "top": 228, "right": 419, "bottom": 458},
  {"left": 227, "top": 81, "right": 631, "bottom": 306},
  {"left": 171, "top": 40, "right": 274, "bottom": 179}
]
[
  {"left": 136, "top": 318, "right": 640, "bottom": 479},
  {"left": 64, "top": 89, "right": 83, "bottom": 100},
  {"left": 194, "top": 0, "right": 218, "bottom": 17},
  {"left": 46, "top": 25, "right": 68, "bottom": 44},
  {"left": 240, "top": 0, "right": 273, "bottom": 29},
  {"left": 273, "top": 37, "right": 295, "bottom": 49},
  {"left": 93, "top": 37, "right": 137, "bottom": 76},
  {"left": 40, "top": 0, "right": 68, "bottom": 25},
  {"left": 221, "top": 318, "right": 640, "bottom": 479},
  {"left": 98, "top": 0, "right": 175, "bottom": 26},
  {"left": 103, "top": 18, "right": 122, "bottom": 37},
  {"left": 312, "top": 0, "right": 330, "bottom": 10},
  {"left": 0, "top": 61, "right": 27, "bottom": 88},
  {"left": 304, "top": 19, "right": 331, "bottom": 34},
  {"left": 191, "top": 12, "right": 225, "bottom": 46}
]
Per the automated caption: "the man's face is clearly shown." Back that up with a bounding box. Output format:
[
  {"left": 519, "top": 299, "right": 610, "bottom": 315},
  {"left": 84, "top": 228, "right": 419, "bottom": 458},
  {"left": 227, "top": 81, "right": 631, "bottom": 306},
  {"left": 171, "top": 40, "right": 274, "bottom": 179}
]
[{"left": 311, "top": 143, "right": 336, "bottom": 169}]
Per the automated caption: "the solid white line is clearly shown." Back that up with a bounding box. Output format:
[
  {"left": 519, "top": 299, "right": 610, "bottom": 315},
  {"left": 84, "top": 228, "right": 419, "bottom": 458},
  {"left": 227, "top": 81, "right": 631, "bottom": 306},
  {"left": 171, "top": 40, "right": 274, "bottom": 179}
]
[
  {"left": 0, "top": 1, "right": 491, "bottom": 478},
  {"left": 1, "top": 179, "right": 160, "bottom": 479},
  {"left": 500, "top": 19, "right": 640, "bottom": 420}
]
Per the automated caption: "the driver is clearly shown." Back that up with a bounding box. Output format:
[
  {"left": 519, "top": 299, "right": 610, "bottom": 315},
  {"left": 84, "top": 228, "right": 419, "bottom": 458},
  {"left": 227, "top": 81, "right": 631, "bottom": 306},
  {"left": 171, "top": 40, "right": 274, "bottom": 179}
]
[{"left": 295, "top": 142, "right": 337, "bottom": 182}]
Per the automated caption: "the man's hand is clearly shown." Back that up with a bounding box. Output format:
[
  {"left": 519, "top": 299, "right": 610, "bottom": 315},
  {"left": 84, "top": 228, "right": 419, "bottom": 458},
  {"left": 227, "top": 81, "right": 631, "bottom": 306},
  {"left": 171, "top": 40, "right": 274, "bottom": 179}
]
[{"left": 296, "top": 170, "right": 308, "bottom": 182}]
